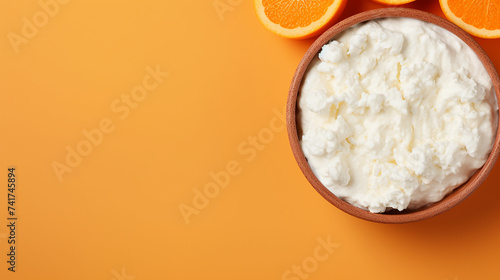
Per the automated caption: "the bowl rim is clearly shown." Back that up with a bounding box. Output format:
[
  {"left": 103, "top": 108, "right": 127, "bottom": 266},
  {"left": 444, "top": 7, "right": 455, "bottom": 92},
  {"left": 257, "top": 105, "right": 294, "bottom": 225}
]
[{"left": 286, "top": 8, "right": 500, "bottom": 224}]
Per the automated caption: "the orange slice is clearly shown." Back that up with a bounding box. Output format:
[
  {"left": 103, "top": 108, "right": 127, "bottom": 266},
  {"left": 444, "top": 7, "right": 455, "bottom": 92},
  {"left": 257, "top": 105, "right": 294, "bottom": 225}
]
[
  {"left": 440, "top": 0, "right": 500, "bottom": 38},
  {"left": 369, "top": 0, "right": 416, "bottom": 5},
  {"left": 254, "top": 0, "right": 347, "bottom": 39}
]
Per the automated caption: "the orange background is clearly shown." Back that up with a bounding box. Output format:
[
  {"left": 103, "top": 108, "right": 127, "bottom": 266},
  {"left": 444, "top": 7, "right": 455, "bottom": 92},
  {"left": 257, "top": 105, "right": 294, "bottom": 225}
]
[{"left": 1, "top": 0, "right": 500, "bottom": 279}]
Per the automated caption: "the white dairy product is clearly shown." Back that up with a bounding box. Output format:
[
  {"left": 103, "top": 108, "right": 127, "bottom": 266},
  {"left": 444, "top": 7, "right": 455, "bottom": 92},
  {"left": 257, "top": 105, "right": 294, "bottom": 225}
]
[{"left": 299, "top": 18, "right": 498, "bottom": 213}]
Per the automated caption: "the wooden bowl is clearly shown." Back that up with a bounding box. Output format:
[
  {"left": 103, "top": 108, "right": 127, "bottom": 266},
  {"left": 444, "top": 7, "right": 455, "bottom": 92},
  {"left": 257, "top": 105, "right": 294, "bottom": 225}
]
[{"left": 286, "top": 8, "right": 500, "bottom": 223}]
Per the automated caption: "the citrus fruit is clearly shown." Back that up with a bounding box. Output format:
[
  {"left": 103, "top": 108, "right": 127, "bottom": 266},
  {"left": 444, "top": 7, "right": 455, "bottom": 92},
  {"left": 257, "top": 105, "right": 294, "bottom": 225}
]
[
  {"left": 369, "top": 0, "right": 416, "bottom": 4},
  {"left": 254, "top": 0, "right": 347, "bottom": 39},
  {"left": 440, "top": 0, "right": 500, "bottom": 38}
]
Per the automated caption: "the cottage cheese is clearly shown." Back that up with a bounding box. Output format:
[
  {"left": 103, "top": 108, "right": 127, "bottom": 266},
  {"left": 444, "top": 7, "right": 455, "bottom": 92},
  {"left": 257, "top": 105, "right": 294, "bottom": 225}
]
[{"left": 299, "top": 18, "right": 497, "bottom": 213}]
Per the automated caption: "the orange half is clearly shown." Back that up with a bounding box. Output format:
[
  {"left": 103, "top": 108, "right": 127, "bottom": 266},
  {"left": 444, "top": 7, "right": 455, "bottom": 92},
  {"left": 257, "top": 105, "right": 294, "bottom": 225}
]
[
  {"left": 254, "top": 0, "right": 347, "bottom": 39},
  {"left": 440, "top": 0, "right": 500, "bottom": 38}
]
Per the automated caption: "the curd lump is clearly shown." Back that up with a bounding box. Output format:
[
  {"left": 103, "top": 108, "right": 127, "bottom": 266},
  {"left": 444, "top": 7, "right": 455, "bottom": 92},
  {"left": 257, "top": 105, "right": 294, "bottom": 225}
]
[{"left": 299, "top": 18, "right": 497, "bottom": 213}]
